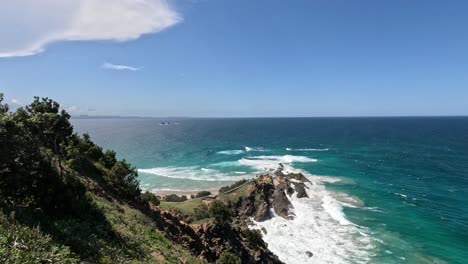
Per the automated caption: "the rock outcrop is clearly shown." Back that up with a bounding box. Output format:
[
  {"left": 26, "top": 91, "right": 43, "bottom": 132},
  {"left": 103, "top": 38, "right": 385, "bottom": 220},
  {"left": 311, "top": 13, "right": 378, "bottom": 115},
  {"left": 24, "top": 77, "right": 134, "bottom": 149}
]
[
  {"left": 192, "top": 221, "right": 282, "bottom": 263},
  {"left": 150, "top": 165, "right": 312, "bottom": 264},
  {"left": 234, "top": 166, "right": 311, "bottom": 221}
]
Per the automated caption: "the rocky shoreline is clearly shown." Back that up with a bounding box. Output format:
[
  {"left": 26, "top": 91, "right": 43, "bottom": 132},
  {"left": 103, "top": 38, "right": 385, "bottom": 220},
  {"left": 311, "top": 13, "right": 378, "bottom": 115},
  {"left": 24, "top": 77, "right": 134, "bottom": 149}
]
[{"left": 156, "top": 164, "right": 314, "bottom": 263}]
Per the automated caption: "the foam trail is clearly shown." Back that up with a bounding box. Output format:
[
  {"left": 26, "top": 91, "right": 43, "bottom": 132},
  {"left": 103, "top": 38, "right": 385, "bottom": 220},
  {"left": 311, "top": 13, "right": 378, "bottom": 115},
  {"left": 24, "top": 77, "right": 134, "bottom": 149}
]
[
  {"left": 244, "top": 146, "right": 264, "bottom": 152},
  {"left": 138, "top": 166, "right": 251, "bottom": 182},
  {"left": 286, "top": 148, "right": 329, "bottom": 152},
  {"left": 239, "top": 155, "right": 317, "bottom": 172},
  {"left": 217, "top": 150, "right": 244, "bottom": 155}
]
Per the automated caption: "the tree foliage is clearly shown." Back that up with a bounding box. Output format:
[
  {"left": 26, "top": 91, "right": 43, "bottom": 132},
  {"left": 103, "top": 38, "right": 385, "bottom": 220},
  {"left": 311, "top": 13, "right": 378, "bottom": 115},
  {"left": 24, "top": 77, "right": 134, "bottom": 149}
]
[
  {"left": 0, "top": 95, "right": 141, "bottom": 212},
  {"left": 141, "top": 191, "right": 160, "bottom": 206},
  {"left": 208, "top": 200, "right": 232, "bottom": 226},
  {"left": 0, "top": 94, "right": 149, "bottom": 261},
  {"left": 196, "top": 191, "right": 212, "bottom": 198}
]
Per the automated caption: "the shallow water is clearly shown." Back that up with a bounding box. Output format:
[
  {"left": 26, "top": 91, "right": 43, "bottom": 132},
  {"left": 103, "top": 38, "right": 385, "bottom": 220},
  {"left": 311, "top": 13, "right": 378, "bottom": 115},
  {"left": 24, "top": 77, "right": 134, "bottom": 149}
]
[{"left": 72, "top": 117, "right": 468, "bottom": 263}]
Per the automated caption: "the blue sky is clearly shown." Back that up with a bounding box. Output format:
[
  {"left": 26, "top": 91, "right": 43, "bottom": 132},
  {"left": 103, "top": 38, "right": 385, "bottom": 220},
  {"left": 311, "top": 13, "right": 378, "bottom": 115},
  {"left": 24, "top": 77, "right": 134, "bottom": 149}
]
[{"left": 1, "top": 0, "right": 467, "bottom": 117}]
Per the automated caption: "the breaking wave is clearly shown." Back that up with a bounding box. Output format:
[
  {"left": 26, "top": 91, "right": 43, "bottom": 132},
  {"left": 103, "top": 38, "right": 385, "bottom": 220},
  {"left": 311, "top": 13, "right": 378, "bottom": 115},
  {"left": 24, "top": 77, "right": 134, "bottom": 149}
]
[
  {"left": 286, "top": 148, "right": 330, "bottom": 152},
  {"left": 244, "top": 158, "right": 373, "bottom": 264},
  {"left": 138, "top": 167, "right": 251, "bottom": 182}
]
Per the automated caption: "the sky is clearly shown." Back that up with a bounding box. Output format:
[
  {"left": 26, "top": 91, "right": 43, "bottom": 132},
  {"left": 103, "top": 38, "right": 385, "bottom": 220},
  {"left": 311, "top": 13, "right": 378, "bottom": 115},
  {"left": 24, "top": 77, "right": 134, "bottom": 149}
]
[{"left": 1, "top": 0, "right": 467, "bottom": 117}]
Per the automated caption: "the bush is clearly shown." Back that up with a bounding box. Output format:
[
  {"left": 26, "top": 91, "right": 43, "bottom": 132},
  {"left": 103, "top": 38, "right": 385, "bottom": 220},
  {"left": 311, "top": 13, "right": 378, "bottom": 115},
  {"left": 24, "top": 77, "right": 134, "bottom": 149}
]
[
  {"left": 110, "top": 160, "right": 140, "bottom": 199},
  {"left": 141, "top": 191, "right": 160, "bottom": 206},
  {"left": 244, "top": 229, "right": 263, "bottom": 249},
  {"left": 208, "top": 200, "right": 232, "bottom": 226},
  {"left": 164, "top": 194, "right": 187, "bottom": 202},
  {"left": 196, "top": 191, "right": 212, "bottom": 198},
  {"left": 193, "top": 204, "right": 209, "bottom": 221},
  {"left": 219, "top": 179, "right": 248, "bottom": 193},
  {"left": 217, "top": 251, "right": 241, "bottom": 264},
  {"left": 0, "top": 212, "right": 79, "bottom": 263}
]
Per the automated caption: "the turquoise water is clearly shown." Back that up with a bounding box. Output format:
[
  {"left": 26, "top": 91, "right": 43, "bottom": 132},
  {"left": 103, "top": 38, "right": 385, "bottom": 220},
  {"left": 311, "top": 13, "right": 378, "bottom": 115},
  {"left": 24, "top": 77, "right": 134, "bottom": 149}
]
[{"left": 72, "top": 117, "right": 468, "bottom": 263}]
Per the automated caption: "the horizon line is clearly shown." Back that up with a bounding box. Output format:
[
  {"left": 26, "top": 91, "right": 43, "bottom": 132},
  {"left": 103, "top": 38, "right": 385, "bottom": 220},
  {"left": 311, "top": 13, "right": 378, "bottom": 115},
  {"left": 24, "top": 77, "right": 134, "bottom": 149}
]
[{"left": 71, "top": 115, "right": 468, "bottom": 119}]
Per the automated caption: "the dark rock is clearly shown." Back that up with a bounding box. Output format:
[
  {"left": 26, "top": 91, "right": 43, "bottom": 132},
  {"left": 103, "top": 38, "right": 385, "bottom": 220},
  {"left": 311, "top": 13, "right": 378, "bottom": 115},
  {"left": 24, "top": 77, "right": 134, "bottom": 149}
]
[
  {"left": 271, "top": 188, "right": 294, "bottom": 219},
  {"left": 306, "top": 251, "right": 313, "bottom": 258},
  {"left": 288, "top": 172, "right": 310, "bottom": 183},
  {"left": 254, "top": 201, "right": 271, "bottom": 222},
  {"left": 274, "top": 166, "right": 285, "bottom": 177},
  {"left": 292, "top": 182, "right": 309, "bottom": 198}
]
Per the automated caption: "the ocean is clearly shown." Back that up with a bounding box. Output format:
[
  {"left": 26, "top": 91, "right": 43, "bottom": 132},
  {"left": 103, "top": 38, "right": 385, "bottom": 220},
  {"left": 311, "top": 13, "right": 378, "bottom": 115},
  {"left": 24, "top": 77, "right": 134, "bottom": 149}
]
[{"left": 72, "top": 117, "right": 468, "bottom": 263}]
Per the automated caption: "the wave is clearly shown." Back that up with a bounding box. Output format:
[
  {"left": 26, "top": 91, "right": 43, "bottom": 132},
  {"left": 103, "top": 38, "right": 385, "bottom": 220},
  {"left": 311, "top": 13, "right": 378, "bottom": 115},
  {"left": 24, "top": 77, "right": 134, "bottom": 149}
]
[
  {"left": 141, "top": 152, "right": 373, "bottom": 263},
  {"left": 286, "top": 148, "right": 329, "bottom": 152},
  {"left": 216, "top": 146, "right": 264, "bottom": 155},
  {"left": 239, "top": 155, "right": 317, "bottom": 172},
  {"left": 217, "top": 150, "right": 245, "bottom": 155},
  {"left": 250, "top": 171, "right": 373, "bottom": 264},
  {"left": 138, "top": 166, "right": 250, "bottom": 182},
  {"left": 244, "top": 146, "right": 264, "bottom": 152}
]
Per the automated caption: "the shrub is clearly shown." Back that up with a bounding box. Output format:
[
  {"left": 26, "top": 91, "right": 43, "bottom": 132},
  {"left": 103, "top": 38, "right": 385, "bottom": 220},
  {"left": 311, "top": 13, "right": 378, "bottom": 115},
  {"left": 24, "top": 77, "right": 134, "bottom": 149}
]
[
  {"left": 164, "top": 194, "right": 187, "bottom": 202},
  {"left": 208, "top": 200, "right": 232, "bottom": 226},
  {"left": 196, "top": 191, "right": 212, "bottom": 198},
  {"left": 243, "top": 229, "right": 263, "bottom": 249},
  {"left": 141, "top": 191, "right": 160, "bottom": 206},
  {"left": 0, "top": 212, "right": 79, "bottom": 263},
  {"left": 110, "top": 160, "right": 140, "bottom": 199},
  {"left": 193, "top": 204, "right": 209, "bottom": 221},
  {"left": 217, "top": 251, "right": 241, "bottom": 264}
]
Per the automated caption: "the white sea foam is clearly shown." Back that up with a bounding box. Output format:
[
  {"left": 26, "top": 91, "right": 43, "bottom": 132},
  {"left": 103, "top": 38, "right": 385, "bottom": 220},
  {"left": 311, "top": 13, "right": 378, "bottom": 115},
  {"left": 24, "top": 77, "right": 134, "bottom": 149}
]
[
  {"left": 250, "top": 180, "right": 373, "bottom": 263},
  {"left": 286, "top": 148, "right": 330, "bottom": 152},
  {"left": 244, "top": 157, "right": 373, "bottom": 264},
  {"left": 138, "top": 166, "right": 251, "bottom": 182},
  {"left": 238, "top": 155, "right": 317, "bottom": 172},
  {"left": 217, "top": 149, "right": 245, "bottom": 155},
  {"left": 244, "top": 146, "right": 264, "bottom": 152}
]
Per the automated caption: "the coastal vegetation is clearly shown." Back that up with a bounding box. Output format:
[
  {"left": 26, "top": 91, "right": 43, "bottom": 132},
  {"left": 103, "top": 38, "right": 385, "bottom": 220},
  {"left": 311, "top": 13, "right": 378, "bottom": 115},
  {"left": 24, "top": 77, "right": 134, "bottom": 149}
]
[
  {"left": 0, "top": 94, "right": 284, "bottom": 263},
  {"left": 0, "top": 94, "right": 202, "bottom": 263}
]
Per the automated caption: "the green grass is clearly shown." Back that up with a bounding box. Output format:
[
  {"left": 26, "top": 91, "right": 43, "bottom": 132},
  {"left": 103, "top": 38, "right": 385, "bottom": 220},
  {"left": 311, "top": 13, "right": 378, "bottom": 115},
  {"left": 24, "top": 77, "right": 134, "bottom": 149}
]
[
  {"left": 91, "top": 193, "right": 206, "bottom": 264},
  {"left": 160, "top": 182, "right": 255, "bottom": 219},
  {"left": 160, "top": 199, "right": 205, "bottom": 215},
  {"left": 217, "top": 182, "right": 254, "bottom": 203}
]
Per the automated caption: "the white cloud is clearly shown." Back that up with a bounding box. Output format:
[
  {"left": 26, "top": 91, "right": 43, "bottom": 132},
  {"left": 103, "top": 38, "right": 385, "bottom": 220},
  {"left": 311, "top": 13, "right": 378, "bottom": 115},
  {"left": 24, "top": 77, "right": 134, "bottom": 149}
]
[
  {"left": 0, "top": 0, "right": 182, "bottom": 58},
  {"left": 65, "top": 106, "right": 80, "bottom": 112},
  {"left": 10, "top": 98, "right": 22, "bottom": 106},
  {"left": 102, "top": 62, "right": 140, "bottom": 71}
]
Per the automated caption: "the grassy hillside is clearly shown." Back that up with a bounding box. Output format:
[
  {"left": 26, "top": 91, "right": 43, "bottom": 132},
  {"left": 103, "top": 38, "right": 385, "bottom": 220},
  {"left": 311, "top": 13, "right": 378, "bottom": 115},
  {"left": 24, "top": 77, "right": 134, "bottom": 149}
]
[
  {"left": 0, "top": 94, "right": 205, "bottom": 263},
  {"left": 0, "top": 94, "right": 281, "bottom": 264}
]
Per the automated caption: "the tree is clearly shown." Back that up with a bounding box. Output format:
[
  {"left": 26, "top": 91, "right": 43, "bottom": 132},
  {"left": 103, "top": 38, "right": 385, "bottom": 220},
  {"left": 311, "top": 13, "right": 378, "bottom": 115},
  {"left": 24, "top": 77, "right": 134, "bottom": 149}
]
[
  {"left": 25, "top": 97, "right": 73, "bottom": 175},
  {"left": 102, "top": 150, "right": 117, "bottom": 169},
  {"left": 0, "top": 93, "right": 9, "bottom": 114},
  {"left": 141, "top": 191, "right": 160, "bottom": 206},
  {"left": 208, "top": 200, "right": 232, "bottom": 226},
  {"left": 110, "top": 160, "right": 140, "bottom": 199},
  {"left": 196, "top": 191, "right": 212, "bottom": 198},
  {"left": 193, "top": 204, "right": 209, "bottom": 221}
]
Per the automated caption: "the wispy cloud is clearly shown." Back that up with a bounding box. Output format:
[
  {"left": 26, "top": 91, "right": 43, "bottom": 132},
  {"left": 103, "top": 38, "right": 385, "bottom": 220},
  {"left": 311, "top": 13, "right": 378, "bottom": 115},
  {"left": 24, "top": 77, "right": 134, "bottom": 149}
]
[
  {"left": 0, "top": 0, "right": 182, "bottom": 58},
  {"left": 10, "top": 98, "right": 22, "bottom": 106},
  {"left": 101, "top": 62, "right": 141, "bottom": 71},
  {"left": 65, "top": 105, "right": 80, "bottom": 112}
]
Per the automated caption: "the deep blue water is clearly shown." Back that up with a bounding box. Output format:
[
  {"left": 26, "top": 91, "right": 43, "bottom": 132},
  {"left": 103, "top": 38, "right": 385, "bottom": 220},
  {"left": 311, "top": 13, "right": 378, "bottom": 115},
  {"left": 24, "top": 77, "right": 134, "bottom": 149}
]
[{"left": 72, "top": 117, "right": 468, "bottom": 263}]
